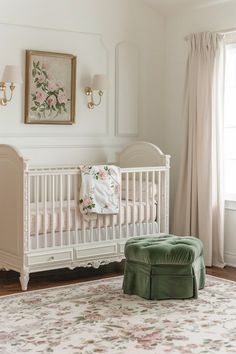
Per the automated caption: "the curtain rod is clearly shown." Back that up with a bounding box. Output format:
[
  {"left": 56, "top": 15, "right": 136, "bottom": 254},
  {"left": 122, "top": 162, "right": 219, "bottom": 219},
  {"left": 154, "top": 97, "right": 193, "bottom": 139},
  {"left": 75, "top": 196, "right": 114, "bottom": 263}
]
[
  {"left": 184, "top": 28, "right": 236, "bottom": 41},
  {"left": 218, "top": 27, "right": 236, "bottom": 35}
]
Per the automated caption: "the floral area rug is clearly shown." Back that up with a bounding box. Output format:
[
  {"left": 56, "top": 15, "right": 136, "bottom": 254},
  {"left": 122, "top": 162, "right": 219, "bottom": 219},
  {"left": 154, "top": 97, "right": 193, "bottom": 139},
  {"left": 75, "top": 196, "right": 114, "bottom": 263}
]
[{"left": 0, "top": 275, "right": 236, "bottom": 354}]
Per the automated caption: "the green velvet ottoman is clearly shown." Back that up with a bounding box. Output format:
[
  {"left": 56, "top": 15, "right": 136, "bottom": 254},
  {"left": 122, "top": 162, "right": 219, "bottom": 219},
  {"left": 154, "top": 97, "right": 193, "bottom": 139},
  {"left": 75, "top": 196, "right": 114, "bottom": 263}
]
[{"left": 123, "top": 235, "right": 205, "bottom": 300}]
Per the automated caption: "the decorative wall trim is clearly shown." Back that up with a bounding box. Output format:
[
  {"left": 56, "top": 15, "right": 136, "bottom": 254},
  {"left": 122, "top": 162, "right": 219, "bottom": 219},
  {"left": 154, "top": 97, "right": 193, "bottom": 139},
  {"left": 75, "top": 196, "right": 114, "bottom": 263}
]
[
  {"left": 18, "top": 144, "right": 124, "bottom": 150},
  {"left": 0, "top": 21, "right": 104, "bottom": 40},
  {"left": 224, "top": 251, "right": 236, "bottom": 267},
  {"left": 0, "top": 136, "right": 133, "bottom": 148},
  {"left": 115, "top": 41, "right": 140, "bottom": 137},
  {"left": 0, "top": 132, "right": 109, "bottom": 138}
]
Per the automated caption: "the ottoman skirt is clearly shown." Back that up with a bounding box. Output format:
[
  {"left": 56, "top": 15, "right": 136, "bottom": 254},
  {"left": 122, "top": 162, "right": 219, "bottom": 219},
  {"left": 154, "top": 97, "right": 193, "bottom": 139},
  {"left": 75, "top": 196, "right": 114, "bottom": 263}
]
[{"left": 123, "top": 235, "right": 205, "bottom": 300}]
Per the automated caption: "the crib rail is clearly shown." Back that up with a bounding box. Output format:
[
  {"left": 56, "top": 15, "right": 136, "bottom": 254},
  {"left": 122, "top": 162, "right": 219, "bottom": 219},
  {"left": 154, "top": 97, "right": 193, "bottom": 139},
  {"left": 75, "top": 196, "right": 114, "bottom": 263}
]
[{"left": 25, "top": 165, "right": 169, "bottom": 251}]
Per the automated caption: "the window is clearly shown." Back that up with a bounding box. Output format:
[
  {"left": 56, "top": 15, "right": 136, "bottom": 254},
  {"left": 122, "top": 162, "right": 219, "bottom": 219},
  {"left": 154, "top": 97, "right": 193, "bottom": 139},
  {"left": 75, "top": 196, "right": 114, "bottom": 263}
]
[{"left": 224, "top": 43, "right": 236, "bottom": 200}]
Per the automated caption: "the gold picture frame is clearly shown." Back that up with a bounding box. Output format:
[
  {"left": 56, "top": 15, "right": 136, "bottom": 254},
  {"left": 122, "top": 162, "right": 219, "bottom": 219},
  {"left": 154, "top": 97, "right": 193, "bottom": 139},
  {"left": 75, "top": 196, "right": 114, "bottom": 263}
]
[{"left": 25, "top": 50, "right": 76, "bottom": 125}]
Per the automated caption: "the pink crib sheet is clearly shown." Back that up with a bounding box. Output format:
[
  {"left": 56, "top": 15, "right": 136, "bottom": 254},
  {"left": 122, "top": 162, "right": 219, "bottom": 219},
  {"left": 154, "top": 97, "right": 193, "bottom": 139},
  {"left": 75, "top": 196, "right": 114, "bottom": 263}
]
[{"left": 30, "top": 200, "right": 157, "bottom": 236}]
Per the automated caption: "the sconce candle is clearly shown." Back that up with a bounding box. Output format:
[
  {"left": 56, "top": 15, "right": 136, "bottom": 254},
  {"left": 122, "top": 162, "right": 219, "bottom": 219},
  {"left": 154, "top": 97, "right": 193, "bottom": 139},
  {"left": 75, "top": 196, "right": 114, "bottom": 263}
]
[
  {"left": 0, "top": 65, "right": 22, "bottom": 106},
  {"left": 85, "top": 74, "right": 108, "bottom": 109}
]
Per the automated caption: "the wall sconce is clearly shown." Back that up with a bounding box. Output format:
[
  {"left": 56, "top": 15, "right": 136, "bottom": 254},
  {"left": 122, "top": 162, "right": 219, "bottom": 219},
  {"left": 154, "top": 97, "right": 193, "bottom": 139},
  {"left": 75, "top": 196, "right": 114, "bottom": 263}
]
[
  {"left": 84, "top": 74, "right": 108, "bottom": 109},
  {"left": 0, "top": 65, "right": 22, "bottom": 106}
]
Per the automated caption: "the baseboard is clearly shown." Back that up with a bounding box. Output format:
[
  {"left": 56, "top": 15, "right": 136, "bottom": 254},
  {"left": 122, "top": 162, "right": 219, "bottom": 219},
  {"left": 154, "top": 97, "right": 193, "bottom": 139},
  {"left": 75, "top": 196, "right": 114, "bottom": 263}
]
[{"left": 225, "top": 252, "right": 236, "bottom": 268}]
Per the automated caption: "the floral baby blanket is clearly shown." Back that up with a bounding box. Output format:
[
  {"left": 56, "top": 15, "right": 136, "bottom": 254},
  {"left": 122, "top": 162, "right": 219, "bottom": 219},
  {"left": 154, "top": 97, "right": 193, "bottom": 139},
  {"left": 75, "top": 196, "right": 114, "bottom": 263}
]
[{"left": 79, "top": 165, "right": 121, "bottom": 219}]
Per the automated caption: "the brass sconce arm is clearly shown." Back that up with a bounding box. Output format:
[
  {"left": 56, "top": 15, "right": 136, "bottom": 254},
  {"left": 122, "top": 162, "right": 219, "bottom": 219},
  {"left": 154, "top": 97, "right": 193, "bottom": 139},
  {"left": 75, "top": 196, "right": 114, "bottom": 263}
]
[
  {"left": 84, "top": 86, "right": 104, "bottom": 109},
  {"left": 0, "top": 65, "right": 22, "bottom": 106},
  {"left": 0, "top": 82, "right": 15, "bottom": 106},
  {"left": 84, "top": 74, "right": 107, "bottom": 110}
]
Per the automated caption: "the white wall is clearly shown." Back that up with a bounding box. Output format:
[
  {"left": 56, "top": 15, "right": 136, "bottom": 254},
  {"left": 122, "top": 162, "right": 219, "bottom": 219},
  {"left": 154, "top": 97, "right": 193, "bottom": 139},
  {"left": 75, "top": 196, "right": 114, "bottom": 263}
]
[
  {"left": 2, "top": 0, "right": 235, "bottom": 267},
  {"left": 0, "top": 0, "right": 165, "bottom": 165},
  {"left": 164, "top": 0, "right": 236, "bottom": 267}
]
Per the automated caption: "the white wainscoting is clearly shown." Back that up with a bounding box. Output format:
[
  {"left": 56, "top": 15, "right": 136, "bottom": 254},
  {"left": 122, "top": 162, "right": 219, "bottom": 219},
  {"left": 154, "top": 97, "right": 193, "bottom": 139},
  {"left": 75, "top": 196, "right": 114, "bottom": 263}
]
[
  {"left": 0, "top": 136, "right": 135, "bottom": 166},
  {"left": 225, "top": 252, "right": 236, "bottom": 268},
  {"left": 224, "top": 206, "right": 236, "bottom": 267}
]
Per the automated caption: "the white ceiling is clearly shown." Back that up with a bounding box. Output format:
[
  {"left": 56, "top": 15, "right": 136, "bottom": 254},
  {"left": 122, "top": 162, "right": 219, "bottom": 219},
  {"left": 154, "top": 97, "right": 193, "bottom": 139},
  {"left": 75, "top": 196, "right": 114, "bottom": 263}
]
[{"left": 144, "top": 0, "right": 233, "bottom": 15}]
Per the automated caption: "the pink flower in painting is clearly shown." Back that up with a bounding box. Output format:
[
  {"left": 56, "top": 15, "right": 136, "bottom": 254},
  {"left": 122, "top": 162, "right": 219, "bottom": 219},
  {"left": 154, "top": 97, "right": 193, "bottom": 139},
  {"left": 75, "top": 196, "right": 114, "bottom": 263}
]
[
  {"left": 58, "top": 92, "right": 67, "bottom": 104},
  {"left": 37, "top": 74, "right": 45, "bottom": 84},
  {"left": 47, "top": 95, "right": 56, "bottom": 107},
  {"left": 35, "top": 91, "right": 47, "bottom": 104},
  {"left": 99, "top": 170, "right": 108, "bottom": 180},
  {"left": 31, "top": 60, "right": 68, "bottom": 118},
  {"left": 42, "top": 63, "right": 49, "bottom": 70},
  {"left": 48, "top": 82, "right": 57, "bottom": 91}
]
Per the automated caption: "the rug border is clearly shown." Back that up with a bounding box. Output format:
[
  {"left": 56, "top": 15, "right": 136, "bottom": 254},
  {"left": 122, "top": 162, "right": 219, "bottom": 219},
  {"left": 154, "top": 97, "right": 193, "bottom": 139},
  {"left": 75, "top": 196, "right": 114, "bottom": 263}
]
[
  {"left": 0, "top": 274, "right": 235, "bottom": 299},
  {"left": 206, "top": 274, "right": 236, "bottom": 284}
]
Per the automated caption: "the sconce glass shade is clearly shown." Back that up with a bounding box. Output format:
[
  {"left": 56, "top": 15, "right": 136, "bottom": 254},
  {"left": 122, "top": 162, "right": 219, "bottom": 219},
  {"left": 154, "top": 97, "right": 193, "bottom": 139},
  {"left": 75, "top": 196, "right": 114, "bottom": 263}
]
[
  {"left": 92, "top": 74, "right": 108, "bottom": 91},
  {"left": 1, "top": 65, "right": 22, "bottom": 83}
]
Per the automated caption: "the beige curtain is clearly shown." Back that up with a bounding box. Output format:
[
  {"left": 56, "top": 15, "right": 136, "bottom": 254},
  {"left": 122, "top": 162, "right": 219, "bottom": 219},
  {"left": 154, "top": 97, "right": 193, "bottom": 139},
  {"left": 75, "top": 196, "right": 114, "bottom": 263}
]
[{"left": 172, "top": 32, "right": 225, "bottom": 267}]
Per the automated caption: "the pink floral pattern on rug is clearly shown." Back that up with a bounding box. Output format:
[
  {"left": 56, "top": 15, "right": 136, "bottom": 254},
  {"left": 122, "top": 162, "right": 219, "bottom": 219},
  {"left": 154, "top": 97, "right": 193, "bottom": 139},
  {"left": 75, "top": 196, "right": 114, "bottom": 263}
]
[{"left": 0, "top": 275, "right": 235, "bottom": 353}]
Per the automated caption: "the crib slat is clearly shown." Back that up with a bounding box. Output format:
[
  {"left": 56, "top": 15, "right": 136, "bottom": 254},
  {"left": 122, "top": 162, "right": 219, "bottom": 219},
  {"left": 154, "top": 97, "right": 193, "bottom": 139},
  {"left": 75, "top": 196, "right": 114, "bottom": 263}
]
[
  {"left": 97, "top": 215, "right": 101, "bottom": 242},
  {"left": 119, "top": 173, "right": 122, "bottom": 239},
  {"left": 67, "top": 175, "right": 71, "bottom": 246},
  {"left": 105, "top": 215, "right": 108, "bottom": 241},
  {"left": 132, "top": 172, "right": 135, "bottom": 236},
  {"left": 82, "top": 215, "right": 85, "bottom": 244},
  {"left": 35, "top": 175, "right": 39, "bottom": 249},
  {"left": 158, "top": 171, "right": 161, "bottom": 233},
  {"left": 146, "top": 171, "right": 149, "bottom": 234},
  {"left": 59, "top": 174, "right": 63, "bottom": 246},
  {"left": 112, "top": 214, "right": 115, "bottom": 241},
  {"left": 90, "top": 219, "right": 93, "bottom": 242},
  {"left": 27, "top": 174, "right": 31, "bottom": 251},
  {"left": 152, "top": 171, "right": 155, "bottom": 234},
  {"left": 44, "top": 175, "right": 48, "bottom": 248},
  {"left": 51, "top": 175, "right": 55, "bottom": 248},
  {"left": 139, "top": 172, "right": 142, "bottom": 236},
  {"left": 126, "top": 172, "right": 129, "bottom": 238},
  {"left": 74, "top": 175, "right": 78, "bottom": 245}
]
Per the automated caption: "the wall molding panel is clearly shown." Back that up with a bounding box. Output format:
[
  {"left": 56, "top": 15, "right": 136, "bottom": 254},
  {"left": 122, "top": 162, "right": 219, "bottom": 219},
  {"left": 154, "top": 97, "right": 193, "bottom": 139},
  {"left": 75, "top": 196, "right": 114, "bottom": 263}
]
[
  {"left": 0, "top": 135, "right": 135, "bottom": 165},
  {"left": 0, "top": 22, "right": 109, "bottom": 138},
  {"left": 18, "top": 145, "right": 124, "bottom": 166},
  {"left": 0, "top": 6, "right": 154, "bottom": 167},
  {"left": 115, "top": 41, "right": 140, "bottom": 137}
]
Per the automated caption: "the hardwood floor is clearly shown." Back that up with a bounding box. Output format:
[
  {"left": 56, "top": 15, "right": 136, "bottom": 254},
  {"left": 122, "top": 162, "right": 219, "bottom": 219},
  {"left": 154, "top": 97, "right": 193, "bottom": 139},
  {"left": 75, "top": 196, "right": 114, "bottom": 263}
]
[
  {"left": 206, "top": 266, "right": 236, "bottom": 282},
  {"left": 0, "top": 262, "right": 124, "bottom": 296},
  {"left": 0, "top": 264, "right": 235, "bottom": 296}
]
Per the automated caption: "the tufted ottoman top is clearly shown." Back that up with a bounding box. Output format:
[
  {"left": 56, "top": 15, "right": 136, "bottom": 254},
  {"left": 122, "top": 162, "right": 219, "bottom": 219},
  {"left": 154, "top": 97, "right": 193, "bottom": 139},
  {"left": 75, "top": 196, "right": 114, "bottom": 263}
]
[{"left": 124, "top": 235, "right": 203, "bottom": 265}]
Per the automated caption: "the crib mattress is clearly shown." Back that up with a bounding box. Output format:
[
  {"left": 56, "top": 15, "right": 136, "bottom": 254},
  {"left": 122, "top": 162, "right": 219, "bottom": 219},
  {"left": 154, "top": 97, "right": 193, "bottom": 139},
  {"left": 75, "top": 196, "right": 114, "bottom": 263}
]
[{"left": 30, "top": 200, "right": 157, "bottom": 236}]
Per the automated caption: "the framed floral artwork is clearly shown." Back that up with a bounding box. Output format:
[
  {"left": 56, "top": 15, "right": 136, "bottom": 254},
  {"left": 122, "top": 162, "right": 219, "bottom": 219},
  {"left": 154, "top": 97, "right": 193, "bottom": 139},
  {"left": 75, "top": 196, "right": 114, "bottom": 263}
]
[{"left": 25, "top": 50, "right": 76, "bottom": 124}]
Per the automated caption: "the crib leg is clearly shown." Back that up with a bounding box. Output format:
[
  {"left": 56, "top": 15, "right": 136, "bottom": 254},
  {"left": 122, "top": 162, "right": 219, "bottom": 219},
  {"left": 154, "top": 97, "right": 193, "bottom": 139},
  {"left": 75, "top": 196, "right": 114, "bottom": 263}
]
[{"left": 20, "top": 271, "right": 29, "bottom": 291}]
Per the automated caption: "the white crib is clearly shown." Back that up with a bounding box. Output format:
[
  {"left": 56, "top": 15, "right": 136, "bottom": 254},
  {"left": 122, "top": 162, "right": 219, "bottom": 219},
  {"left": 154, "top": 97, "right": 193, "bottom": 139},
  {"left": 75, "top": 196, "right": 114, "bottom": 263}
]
[{"left": 0, "top": 141, "right": 170, "bottom": 290}]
